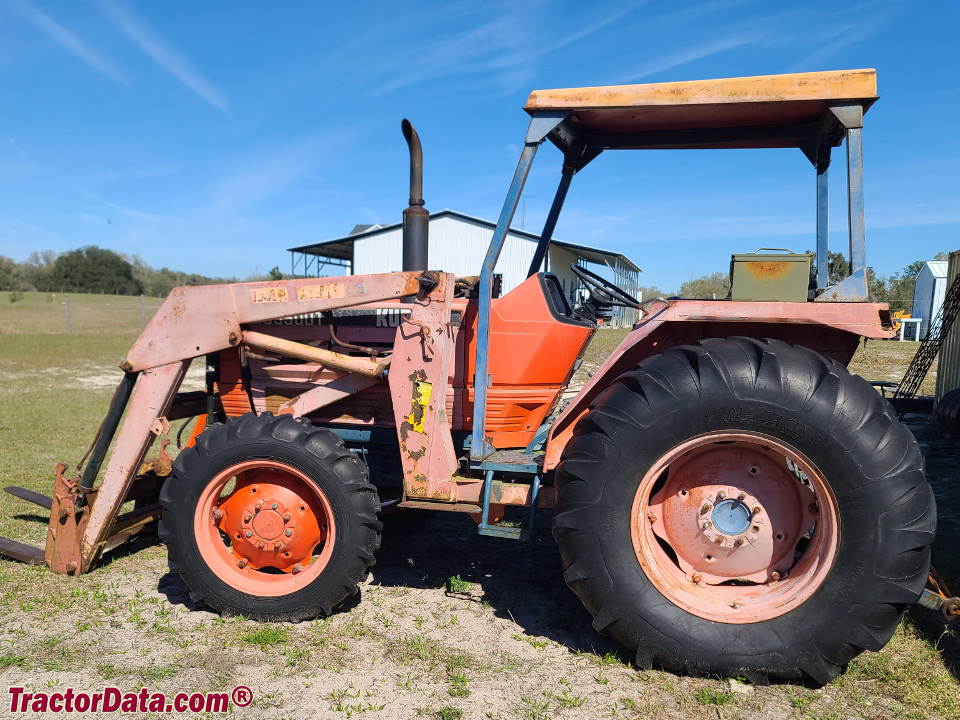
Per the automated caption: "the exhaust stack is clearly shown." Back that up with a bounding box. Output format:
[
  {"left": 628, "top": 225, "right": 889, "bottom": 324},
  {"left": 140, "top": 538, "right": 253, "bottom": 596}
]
[{"left": 401, "top": 119, "right": 428, "bottom": 274}]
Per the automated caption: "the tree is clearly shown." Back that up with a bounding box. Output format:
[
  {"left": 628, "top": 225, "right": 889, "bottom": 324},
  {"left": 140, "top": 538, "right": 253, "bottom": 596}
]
[
  {"left": 866, "top": 267, "right": 888, "bottom": 303},
  {"left": 17, "top": 250, "right": 58, "bottom": 291},
  {"left": 0, "top": 256, "right": 17, "bottom": 291},
  {"left": 268, "top": 266, "right": 283, "bottom": 281},
  {"left": 39, "top": 246, "right": 143, "bottom": 295},
  {"left": 679, "top": 272, "right": 730, "bottom": 299},
  {"left": 636, "top": 284, "right": 673, "bottom": 301}
]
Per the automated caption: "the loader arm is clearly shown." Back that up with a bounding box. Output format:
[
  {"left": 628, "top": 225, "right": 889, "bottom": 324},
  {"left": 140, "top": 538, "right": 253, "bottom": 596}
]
[
  {"left": 3, "top": 271, "right": 455, "bottom": 574},
  {"left": 125, "top": 273, "right": 423, "bottom": 371}
]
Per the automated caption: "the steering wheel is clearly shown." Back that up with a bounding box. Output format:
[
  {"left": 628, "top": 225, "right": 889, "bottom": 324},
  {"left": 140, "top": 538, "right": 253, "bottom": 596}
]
[{"left": 570, "top": 264, "right": 640, "bottom": 308}]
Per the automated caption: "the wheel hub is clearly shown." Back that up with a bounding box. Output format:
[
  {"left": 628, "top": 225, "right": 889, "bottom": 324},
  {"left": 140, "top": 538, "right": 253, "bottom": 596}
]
[
  {"left": 647, "top": 439, "right": 820, "bottom": 585},
  {"left": 252, "top": 509, "right": 285, "bottom": 540},
  {"left": 710, "top": 498, "right": 752, "bottom": 536},
  {"left": 215, "top": 471, "right": 325, "bottom": 573}
]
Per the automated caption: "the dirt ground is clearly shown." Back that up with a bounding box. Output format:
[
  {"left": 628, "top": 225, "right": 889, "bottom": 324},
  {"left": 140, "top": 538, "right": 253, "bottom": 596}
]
[{"left": 0, "top": 325, "right": 958, "bottom": 719}]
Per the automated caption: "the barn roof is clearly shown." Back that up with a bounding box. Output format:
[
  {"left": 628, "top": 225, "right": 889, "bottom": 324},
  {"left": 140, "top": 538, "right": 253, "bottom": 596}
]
[{"left": 925, "top": 261, "right": 949, "bottom": 279}]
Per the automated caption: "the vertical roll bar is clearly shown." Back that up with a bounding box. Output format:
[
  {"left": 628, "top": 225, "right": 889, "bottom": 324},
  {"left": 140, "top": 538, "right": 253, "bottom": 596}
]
[{"left": 471, "top": 112, "right": 567, "bottom": 461}]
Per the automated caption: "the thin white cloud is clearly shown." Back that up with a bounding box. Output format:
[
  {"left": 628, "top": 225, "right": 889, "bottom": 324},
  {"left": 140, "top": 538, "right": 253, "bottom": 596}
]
[
  {"left": 7, "top": 0, "right": 127, "bottom": 83},
  {"left": 623, "top": 34, "right": 760, "bottom": 83},
  {"left": 95, "top": 0, "right": 229, "bottom": 112},
  {"left": 788, "top": 2, "right": 898, "bottom": 71},
  {"left": 542, "top": 1, "right": 650, "bottom": 54},
  {"left": 375, "top": 1, "right": 646, "bottom": 95}
]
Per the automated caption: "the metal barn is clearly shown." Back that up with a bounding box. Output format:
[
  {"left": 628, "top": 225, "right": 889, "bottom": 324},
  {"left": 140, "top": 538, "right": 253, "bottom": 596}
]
[
  {"left": 911, "top": 260, "right": 949, "bottom": 339},
  {"left": 288, "top": 210, "right": 641, "bottom": 326}
]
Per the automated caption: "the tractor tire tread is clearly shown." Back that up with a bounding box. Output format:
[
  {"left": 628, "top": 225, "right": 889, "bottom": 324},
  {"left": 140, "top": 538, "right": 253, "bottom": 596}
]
[
  {"left": 552, "top": 337, "right": 934, "bottom": 684},
  {"left": 159, "top": 412, "right": 381, "bottom": 623}
]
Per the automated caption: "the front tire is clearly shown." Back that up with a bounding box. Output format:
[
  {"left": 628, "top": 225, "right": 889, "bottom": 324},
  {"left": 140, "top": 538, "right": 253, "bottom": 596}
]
[
  {"left": 159, "top": 413, "right": 381, "bottom": 622},
  {"left": 553, "top": 337, "right": 935, "bottom": 684}
]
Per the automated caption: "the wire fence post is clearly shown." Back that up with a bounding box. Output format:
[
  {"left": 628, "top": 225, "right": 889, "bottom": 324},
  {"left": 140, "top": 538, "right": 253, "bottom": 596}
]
[
  {"left": 65, "top": 296, "right": 71, "bottom": 333},
  {"left": 141, "top": 294, "right": 146, "bottom": 330}
]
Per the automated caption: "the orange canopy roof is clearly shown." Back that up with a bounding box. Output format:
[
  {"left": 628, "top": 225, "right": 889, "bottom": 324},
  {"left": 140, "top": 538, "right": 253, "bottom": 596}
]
[{"left": 524, "top": 70, "right": 877, "bottom": 151}]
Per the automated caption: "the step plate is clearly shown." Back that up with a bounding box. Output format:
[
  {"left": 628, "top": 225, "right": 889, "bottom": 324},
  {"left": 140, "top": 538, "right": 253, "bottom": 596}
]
[{"left": 473, "top": 450, "right": 542, "bottom": 474}]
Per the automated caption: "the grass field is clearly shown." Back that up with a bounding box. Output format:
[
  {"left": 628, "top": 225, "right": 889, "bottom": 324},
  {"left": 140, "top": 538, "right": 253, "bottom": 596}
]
[
  {"left": 0, "top": 295, "right": 957, "bottom": 719},
  {"left": 0, "top": 290, "right": 163, "bottom": 335}
]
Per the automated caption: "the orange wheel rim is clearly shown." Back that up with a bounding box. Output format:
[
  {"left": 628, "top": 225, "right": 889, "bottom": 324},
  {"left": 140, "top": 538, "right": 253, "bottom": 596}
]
[
  {"left": 194, "top": 460, "right": 336, "bottom": 597},
  {"left": 630, "top": 431, "right": 839, "bottom": 624}
]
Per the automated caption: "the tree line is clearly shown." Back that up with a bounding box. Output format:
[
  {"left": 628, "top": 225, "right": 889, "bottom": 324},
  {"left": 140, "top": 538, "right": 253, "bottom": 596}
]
[
  {"left": 0, "top": 246, "right": 283, "bottom": 298},
  {"left": 672, "top": 250, "right": 950, "bottom": 313}
]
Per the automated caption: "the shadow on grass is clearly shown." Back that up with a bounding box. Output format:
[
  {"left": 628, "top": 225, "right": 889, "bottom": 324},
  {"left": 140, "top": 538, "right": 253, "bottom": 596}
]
[
  {"left": 153, "top": 505, "right": 622, "bottom": 660},
  {"left": 11, "top": 513, "right": 49, "bottom": 524}
]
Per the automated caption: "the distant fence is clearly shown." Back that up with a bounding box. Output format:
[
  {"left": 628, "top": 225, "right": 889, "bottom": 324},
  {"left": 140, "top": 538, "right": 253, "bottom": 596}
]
[{"left": 0, "top": 291, "right": 164, "bottom": 335}]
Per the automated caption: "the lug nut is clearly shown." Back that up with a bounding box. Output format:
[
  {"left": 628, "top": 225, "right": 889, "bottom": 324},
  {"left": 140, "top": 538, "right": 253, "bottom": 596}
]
[
  {"left": 692, "top": 572, "right": 703, "bottom": 583},
  {"left": 292, "top": 563, "right": 303, "bottom": 575},
  {"left": 245, "top": 530, "right": 252, "bottom": 538},
  {"left": 255, "top": 501, "right": 263, "bottom": 512},
  {"left": 283, "top": 513, "right": 291, "bottom": 523},
  {"left": 752, "top": 506, "right": 761, "bottom": 515},
  {"left": 647, "top": 511, "right": 657, "bottom": 523},
  {"left": 274, "top": 542, "right": 282, "bottom": 550},
  {"left": 285, "top": 529, "right": 293, "bottom": 537},
  {"left": 212, "top": 509, "right": 223, "bottom": 521},
  {"left": 700, "top": 503, "right": 712, "bottom": 514},
  {"left": 271, "top": 502, "right": 279, "bottom": 510},
  {"left": 717, "top": 491, "right": 726, "bottom": 500},
  {"left": 771, "top": 571, "right": 781, "bottom": 581},
  {"left": 257, "top": 541, "right": 265, "bottom": 549},
  {"left": 715, "top": 535, "right": 725, "bottom": 545},
  {"left": 243, "top": 515, "right": 251, "bottom": 523},
  {"left": 702, "top": 521, "right": 712, "bottom": 530},
  {"left": 238, "top": 559, "right": 247, "bottom": 569},
  {"left": 737, "top": 492, "right": 747, "bottom": 501},
  {"left": 734, "top": 537, "right": 745, "bottom": 547}
]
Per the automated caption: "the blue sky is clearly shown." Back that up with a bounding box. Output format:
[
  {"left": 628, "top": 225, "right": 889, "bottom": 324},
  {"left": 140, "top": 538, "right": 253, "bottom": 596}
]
[{"left": 0, "top": 0, "right": 957, "bottom": 292}]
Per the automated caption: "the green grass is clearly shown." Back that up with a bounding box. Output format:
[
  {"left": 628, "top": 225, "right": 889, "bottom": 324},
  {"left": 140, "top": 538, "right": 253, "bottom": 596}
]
[
  {"left": 842, "top": 619, "right": 960, "bottom": 720},
  {"left": 0, "top": 333, "right": 140, "bottom": 548},
  {"left": 694, "top": 688, "right": 734, "bottom": 706},
  {"left": 446, "top": 670, "right": 469, "bottom": 698},
  {"left": 444, "top": 574, "right": 470, "bottom": 593},
  {"left": 0, "top": 290, "right": 162, "bottom": 335},
  {"left": 0, "top": 653, "right": 26, "bottom": 669},
  {"left": 240, "top": 625, "right": 290, "bottom": 647}
]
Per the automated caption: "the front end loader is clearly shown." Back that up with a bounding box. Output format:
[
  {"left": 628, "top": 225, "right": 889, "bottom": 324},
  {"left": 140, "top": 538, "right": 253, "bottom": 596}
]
[{"left": 2, "top": 69, "right": 957, "bottom": 684}]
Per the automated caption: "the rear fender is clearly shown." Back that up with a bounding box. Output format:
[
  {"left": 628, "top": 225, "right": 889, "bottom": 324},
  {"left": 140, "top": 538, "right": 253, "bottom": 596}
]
[{"left": 543, "top": 300, "right": 894, "bottom": 470}]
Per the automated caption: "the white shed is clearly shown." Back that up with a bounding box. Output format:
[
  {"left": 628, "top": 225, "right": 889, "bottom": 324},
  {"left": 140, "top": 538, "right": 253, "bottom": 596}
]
[
  {"left": 289, "top": 210, "right": 641, "bottom": 325},
  {"left": 911, "top": 261, "right": 948, "bottom": 339}
]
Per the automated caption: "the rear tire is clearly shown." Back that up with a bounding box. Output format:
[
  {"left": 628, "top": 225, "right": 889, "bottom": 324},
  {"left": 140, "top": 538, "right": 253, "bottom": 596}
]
[
  {"left": 159, "top": 413, "right": 381, "bottom": 621},
  {"left": 553, "top": 337, "right": 935, "bottom": 684}
]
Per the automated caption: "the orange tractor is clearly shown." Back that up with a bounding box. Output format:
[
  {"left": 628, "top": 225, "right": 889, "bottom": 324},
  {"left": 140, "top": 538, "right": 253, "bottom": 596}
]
[{"left": 2, "top": 69, "right": 954, "bottom": 684}]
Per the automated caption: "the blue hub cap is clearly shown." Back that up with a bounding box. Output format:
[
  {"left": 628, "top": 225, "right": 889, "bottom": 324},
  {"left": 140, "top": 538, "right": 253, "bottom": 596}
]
[{"left": 711, "top": 498, "right": 752, "bottom": 536}]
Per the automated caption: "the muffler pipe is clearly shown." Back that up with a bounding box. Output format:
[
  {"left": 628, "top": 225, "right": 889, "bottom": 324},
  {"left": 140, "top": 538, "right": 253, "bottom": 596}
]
[{"left": 401, "top": 120, "right": 428, "bottom": 283}]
